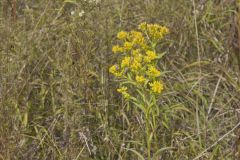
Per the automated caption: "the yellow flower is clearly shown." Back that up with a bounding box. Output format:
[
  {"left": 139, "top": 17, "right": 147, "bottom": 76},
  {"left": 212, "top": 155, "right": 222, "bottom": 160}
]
[
  {"left": 122, "top": 92, "right": 130, "bottom": 98},
  {"left": 144, "top": 50, "right": 157, "bottom": 63},
  {"left": 160, "top": 26, "right": 169, "bottom": 35},
  {"left": 134, "top": 53, "right": 143, "bottom": 62},
  {"left": 146, "top": 24, "right": 169, "bottom": 41},
  {"left": 115, "top": 72, "right": 123, "bottom": 77},
  {"left": 123, "top": 42, "right": 133, "bottom": 50},
  {"left": 132, "top": 49, "right": 140, "bottom": 56},
  {"left": 136, "top": 75, "right": 146, "bottom": 83},
  {"left": 130, "top": 59, "right": 141, "bottom": 71},
  {"left": 140, "top": 43, "right": 149, "bottom": 50},
  {"left": 121, "top": 56, "right": 131, "bottom": 68},
  {"left": 138, "top": 22, "right": 147, "bottom": 31},
  {"left": 149, "top": 81, "right": 163, "bottom": 94},
  {"left": 147, "top": 65, "right": 161, "bottom": 77},
  {"left": 112, "top": 45, "right": 124, "bottom": 53},
  {"left": 117, "top": 31, "right": 128, "bottom": 40},
  {"left": 131, "top": 50, "right": 143, "bottom": 63},
  {"left": 117, "top": 86, "right": 130, "bottom": 98},
  {"left": 130, "top": 31, "right": 145, "bottom": 45},
  {"left": 109, "top": 65, "right": 117, "bottom": 74},
  {"left": 117, "top": 86, "right": 128, "bottom": 93},
  {"left": 109, "top": 65, "right": 122, "bottom": 77}
]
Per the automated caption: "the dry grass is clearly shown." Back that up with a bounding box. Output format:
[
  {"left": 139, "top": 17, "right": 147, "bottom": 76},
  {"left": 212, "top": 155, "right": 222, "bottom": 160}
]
[{"left": 0, "top": 0, "right": 240, "bottom": 159}]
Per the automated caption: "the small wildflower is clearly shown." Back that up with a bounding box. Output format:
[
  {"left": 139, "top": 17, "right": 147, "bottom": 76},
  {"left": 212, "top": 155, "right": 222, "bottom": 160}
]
[
  {"left": 122, "top": 92, "right": 130, "bottom": 98},
  {"left": 117, "top": 86, "right": 130, "bottom": 98},
  {"left": 117, "top": 86, "right": 128, "bottom": 93},
  {"left": 132, "top": 49, "right": 140, "bottom": 56},
  {"left": 117, "top": 31, "right": 128, "bottom": 40},
  {"left": 136, "top": 75, "right": 146, "bottom": 83},
  {"left": 146, "top": 24, "right": 169, "bottom": 41},
  {"left": 109, "top": 65, "right": 122, "bottom": 76},
  {"left": 149, "top": 81, "right": 163, "bottom": 94},
  {"left": 121, "top": 56, "right": 131, "bottom": 68},
  {"left": 161, "top": 26, "right": 169, "bottom": 35},
  {"left": 130, "top": 31, "right": 145, "bottom": 45},
  {"left": 147, "top": 65, "right": 161, "bottom": 77},
  {"left": 109, "top": 65, "right": 117, "bottom": 74},
  {"left": 123, "top": 42, "right": 133, "bottom": 50},
  {"left": 138, "top": 22, "right": 147, "bottom": 31},
  {"left": 144, "top": 50, "right": 157, "bottom": 63},
  {"left": 112, "top": 45, "right": 124, "bottom": 53},
  {"left": 130, "top": 59, "right": 141, "bottom": 71},
  {"left": 134, "top": 53, "right": 143, "bottom": 62}
]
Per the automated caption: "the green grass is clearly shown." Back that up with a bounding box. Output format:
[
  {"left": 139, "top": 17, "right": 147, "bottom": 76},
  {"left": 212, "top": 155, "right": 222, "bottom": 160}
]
[{"left": 0, "top": 0, "right": 240, "bottom": 159}]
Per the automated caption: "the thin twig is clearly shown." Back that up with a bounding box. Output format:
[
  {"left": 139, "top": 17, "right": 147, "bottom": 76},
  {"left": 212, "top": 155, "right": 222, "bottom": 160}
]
[
  {"left": 192, "top": 0, "right": 202, "bottom": 144},
  {"left": 207, "top": 75, "right": 222, "bottom": 116}
]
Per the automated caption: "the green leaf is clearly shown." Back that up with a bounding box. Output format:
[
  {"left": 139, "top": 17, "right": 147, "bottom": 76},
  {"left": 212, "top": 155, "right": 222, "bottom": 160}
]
[
  {"left": 152, "top": 147, "right": 176, "bottom": 159},
  {"left": 64, "top": 0, "right": 77, "bottom": 4},
  {"left": 162, "top": 121, "right": 169, "bottom": 129},
  {"left": 124, "top": 148, "right": 145, "bottom": 160},
  {"left": 122, "top": 80, "right": 137, "bottom": 86},
  {"left": 193, "top": 90, "right": 208, "bottom": 106},
  {"left": 22, "top": 112, "right": 28, "bottom": 128},
  {"left": 132, "top": 101, "right": 146, "bottom": 112},
  {"left": 121, "top": 112, "right": 130, "bottom": 126},
  {"left": 148, "top": 132, "right": 153, "bottom": 145},
  {"left": 170, "top": 104, "right": 191, "bottom": 113},
  {"left": 136, "top": 89, "right": 146, "bottom": 102},
  {"left": 157, "top": 52, "right": 166, "bottom": 59},
  {"left": 181, "top": 60, "right": 210, "bottom": 71}
]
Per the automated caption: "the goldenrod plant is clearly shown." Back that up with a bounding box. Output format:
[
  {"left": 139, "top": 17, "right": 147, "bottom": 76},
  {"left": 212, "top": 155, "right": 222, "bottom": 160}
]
[
  {"left": 109, "top": 22, "right": 169, "bottom": 160},
  {"left": 2, "top": 1, "right": 240, "bottom": 159}
]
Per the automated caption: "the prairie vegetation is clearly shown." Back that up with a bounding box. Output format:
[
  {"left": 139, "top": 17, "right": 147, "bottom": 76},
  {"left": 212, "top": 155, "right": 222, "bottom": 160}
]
[{"left": 0, "top": 0, "right": 240, "bottom": 159}]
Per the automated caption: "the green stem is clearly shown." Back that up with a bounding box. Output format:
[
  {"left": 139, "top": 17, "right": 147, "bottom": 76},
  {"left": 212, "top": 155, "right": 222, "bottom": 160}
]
[{"left": 145, "top": 111, "right": 151, "bottom": 160}]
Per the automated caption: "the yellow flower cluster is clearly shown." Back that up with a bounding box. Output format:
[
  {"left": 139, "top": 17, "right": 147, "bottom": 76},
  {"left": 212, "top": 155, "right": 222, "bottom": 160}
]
[
  {"left": 123, "top": 42, "right": 133, "bottom": 50},
  {"left": 147, "top": 65, "right": 161, "bottom": 77},
  {"left": 121, "top": 56, "right": 131, "bottom": 68},
  {"left": 149, "top": 81, "right": 163, "bottom": 94},
  {"left": 144, "top": 50, "right": 157, "bottom": 63},
  {"left": 109, "top": 65, "right": 122, "bottom": 77},
  {"left": 138, "top": 22, "right": 169, "bottom": 42},
  {"left": 110, "top": 23, "right": 169, "bottom": 96},
  {"left": 112, "top": 45, "right": 124, "bottom": 53},
  {"left": 130, "top": 59, "right": 141, "bottom": 71},
  {"left": 117, "top": 31, "right": 128, "bottom": 40},
  {"left": 129, "top": 31, "right": 146, "bottom": 47},
  {"left": 117, "top": 86, "right": 130, "bottom": 98},
  {"left": 136, "top": 75, "right": 146, "bottom": 83}
]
